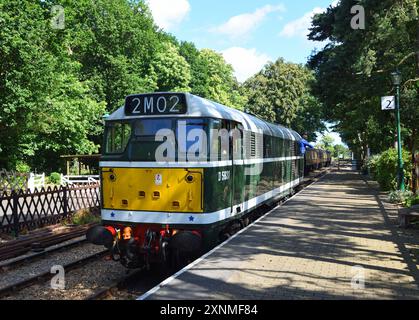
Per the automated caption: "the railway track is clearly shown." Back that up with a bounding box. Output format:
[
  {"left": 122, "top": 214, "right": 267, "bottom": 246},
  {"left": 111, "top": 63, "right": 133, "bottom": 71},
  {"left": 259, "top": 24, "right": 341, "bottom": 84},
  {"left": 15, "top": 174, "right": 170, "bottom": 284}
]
[
  {"left": 0, "top": 249, "right": 109, "bottom": 299},
  {"left": 85, "top": 167, "right": 332, "bottom": 300},
  {"left": 0, "top": 237, "right": 88, "bottom": 272},
  {"left": 0, "top": 223, "right": 97, "bottom": 263}
]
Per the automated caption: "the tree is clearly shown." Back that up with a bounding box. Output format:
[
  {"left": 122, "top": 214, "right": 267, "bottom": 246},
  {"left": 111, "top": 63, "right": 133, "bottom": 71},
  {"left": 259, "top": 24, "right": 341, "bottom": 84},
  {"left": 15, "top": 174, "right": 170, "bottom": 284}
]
[
  {"left": 316, "top": 134, "right": 335, "bottom": 153},
  {"left": 151, "top": 42, "right": 191, "bottom": 92},
  {"left": 308, "top": 0, "right": 419, "bottom": 161},
  {"left": 243, "top": 58, "right": 325, "bottom": 141},
  {"left": 188, "top": 48, "right": 245, "bottom": 109},
  {"left": 0, "top": 0, "right": 105, "bottom": 171},
  {"left": 57, "top": 0, "right": 161, "bottom": 112},
  {"left": 333, "top": 144, "right": 350, "bottom": 159}
]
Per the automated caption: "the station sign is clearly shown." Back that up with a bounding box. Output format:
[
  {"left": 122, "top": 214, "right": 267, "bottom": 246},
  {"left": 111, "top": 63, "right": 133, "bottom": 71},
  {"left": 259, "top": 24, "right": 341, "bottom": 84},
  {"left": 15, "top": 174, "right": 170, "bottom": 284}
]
[
  {"left": 381, "top": 96, "right": 395, "bottom": 110},
  {"left": 125, "top": 93, "right": 187, "bottom": 116}
]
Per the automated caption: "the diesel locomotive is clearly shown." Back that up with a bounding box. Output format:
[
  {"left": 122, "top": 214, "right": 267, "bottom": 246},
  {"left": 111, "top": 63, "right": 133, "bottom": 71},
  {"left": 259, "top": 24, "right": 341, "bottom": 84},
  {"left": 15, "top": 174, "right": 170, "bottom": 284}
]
[{"left": 87, "top": 92, "right": 328, "bottom": 269}]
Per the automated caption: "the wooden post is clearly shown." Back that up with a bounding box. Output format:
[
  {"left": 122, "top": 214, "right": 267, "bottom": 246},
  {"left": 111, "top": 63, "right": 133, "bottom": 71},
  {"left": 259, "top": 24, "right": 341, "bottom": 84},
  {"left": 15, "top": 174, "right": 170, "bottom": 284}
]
[
  {"left": 63, "top": 186, "right": 68, "bottom": 218},
  {"left": 12, "top": 191, "right": 19, "bottom": 238}
]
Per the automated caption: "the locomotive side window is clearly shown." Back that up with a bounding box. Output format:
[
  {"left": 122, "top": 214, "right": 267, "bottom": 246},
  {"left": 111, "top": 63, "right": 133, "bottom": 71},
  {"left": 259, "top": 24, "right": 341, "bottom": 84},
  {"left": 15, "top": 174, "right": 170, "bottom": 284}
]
[
  {"left": 263, "top": 135, "right": 273, "bottom": 158},
  {"left": 105, "top": 122, "right": 131, "bottom": 154},
  {"left": 231, "top": 122, "right": 243, "bottom": 160},
  {"left": 209, "top": 119, "right": 230, "bottom": 161},
  {"left": 178, "top": 119, "right": 209, "bottom": 161}
]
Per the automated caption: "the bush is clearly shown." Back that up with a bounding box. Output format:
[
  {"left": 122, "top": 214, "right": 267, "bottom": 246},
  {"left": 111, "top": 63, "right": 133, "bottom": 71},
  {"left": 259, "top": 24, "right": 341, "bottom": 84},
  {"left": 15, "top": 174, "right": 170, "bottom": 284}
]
[
  {"left": 405, "top": 194, "right": 419, "bottom": 208},
  {"left": 15, "top": 161, "right": 30, "bottom": 173},
  {"left": 372, "top": 148, "right": 412, "bottom": 191},
  {"left": 389, "top": 190, "right": 413, "bottom": 204},
  {"left": 364, "top": 155, "right": 380, "bottom": 178},
  {"left": 49, "top": 172, "right": 61, "bottom": 185}
]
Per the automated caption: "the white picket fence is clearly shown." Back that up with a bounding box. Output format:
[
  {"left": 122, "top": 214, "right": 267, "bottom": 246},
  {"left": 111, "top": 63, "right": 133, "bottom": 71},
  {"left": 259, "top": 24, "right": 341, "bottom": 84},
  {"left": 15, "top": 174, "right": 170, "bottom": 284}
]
[
  {"left": 27, "top": 173, "right": 45, "bottom": 192},
  {"left": 60, "top": 174, "right": 99, "bottom": 186}
]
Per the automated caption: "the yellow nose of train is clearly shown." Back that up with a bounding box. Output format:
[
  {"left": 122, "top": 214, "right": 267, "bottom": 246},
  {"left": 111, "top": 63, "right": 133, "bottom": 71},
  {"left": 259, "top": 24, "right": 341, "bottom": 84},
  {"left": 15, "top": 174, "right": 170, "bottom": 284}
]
[{"left": 101, "top": 168, "right": 204, "bottom": 213}]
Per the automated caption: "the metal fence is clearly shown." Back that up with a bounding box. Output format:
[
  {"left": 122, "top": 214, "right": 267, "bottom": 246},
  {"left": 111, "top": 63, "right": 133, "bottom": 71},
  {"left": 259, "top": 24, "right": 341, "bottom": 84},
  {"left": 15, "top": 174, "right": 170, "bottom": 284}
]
[{"left": 0, "top": 184, "right": 100, "bottom": 236}]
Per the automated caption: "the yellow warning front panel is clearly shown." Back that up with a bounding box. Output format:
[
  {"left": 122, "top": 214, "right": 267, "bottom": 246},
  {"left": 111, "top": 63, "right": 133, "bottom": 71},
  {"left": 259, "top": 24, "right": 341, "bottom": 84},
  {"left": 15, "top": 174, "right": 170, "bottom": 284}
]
[{"left": 101, "top": 168, "right": 203, "bottom": 213}]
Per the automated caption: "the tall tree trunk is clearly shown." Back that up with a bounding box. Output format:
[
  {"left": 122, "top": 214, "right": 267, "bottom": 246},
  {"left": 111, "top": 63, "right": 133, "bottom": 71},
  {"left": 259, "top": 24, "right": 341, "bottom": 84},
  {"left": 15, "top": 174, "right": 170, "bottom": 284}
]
[
  {"left": 412, "top": 129, "right": 417, "bottom": 194},
  {"left": 413, "top": 17, "right": 419, "bottom": 194}
]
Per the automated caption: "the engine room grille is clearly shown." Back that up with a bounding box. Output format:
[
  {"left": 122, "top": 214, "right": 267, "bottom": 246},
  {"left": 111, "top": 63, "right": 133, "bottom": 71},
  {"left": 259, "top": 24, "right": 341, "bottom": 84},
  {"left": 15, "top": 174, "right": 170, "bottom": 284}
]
[{"left": 250, "top": 132, "right": 256, "bottom": 157}]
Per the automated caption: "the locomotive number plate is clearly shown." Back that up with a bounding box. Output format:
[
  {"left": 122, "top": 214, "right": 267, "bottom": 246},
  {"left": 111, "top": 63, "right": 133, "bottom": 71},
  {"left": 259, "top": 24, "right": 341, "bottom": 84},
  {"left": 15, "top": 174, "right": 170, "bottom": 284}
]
[{"left": 125, "top": 93, "right": 187, "bottom": 116}]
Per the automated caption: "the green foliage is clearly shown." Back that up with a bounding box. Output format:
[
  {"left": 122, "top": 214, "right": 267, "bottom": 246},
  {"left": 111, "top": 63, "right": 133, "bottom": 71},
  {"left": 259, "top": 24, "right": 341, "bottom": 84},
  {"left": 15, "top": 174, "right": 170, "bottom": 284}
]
[
  {"left": 369, "top": 148, "right": 413, "bottom": 191},
  {"left": 0, "top": 0, "right": 106, "bottom": 171},
  {"left": 389, "top": 190, "right": 413, "bottom": 205},
  {"left": 151, "top": 42, "right": 191, "bottom": 92},
  {"left": 49, "top": 172, "right": 61, "bottom": 185},
  {"left": 15, "top": 162, "right": 30, "bottom": 173},
  {"left": 404, "top": 194, "right": 419, "bottom": 208},
  {"left": 191, "top": 49, "right": 245, "bottom": 109},
  {"left": 365, "top": 155, "right": 380, "bottom": 179},
  {"left": 243, "top": 58, "right": 325, "bottom": 141},
  {"left": 59, "top": 0, "right": 160, "bottom": 112},
  {"left": 333, "top": 144, "right": 350, "bottom": 159},
  {"left": 308, "top": 0, "right": 419, "bottom": 161},
  {"left": 316, "top": 134, "right": 335, "bottom": 153}
]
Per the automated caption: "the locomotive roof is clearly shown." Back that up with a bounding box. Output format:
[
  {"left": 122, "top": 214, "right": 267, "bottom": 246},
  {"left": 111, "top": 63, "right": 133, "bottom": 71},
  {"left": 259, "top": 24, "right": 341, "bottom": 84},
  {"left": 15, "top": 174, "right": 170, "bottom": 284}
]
[{"left": 107, "top": 93, "right": 303, "bottom": 141}]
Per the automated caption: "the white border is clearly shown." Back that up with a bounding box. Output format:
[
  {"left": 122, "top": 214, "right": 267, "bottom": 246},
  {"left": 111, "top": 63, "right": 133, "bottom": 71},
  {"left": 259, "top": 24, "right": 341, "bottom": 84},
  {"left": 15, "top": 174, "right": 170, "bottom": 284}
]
[
  {"left": 136, "top": 172, "right": 326, "bottom": 300},
  {"left": 102, "top": 178, "right": 302, "bottom": 225}
]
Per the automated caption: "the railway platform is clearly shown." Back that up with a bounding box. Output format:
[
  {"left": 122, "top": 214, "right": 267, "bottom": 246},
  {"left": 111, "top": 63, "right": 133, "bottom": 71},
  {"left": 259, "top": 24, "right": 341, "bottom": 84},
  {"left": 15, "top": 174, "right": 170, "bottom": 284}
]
[{"left": 140, "top": 168, "right": 419, "bottom": 300}]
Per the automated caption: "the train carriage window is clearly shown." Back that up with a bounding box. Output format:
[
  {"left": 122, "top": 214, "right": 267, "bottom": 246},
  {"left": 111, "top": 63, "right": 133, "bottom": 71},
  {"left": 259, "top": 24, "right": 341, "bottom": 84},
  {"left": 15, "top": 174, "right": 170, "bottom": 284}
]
[{"left": 105, "top": 122, "right": 131, "bottom": 154}]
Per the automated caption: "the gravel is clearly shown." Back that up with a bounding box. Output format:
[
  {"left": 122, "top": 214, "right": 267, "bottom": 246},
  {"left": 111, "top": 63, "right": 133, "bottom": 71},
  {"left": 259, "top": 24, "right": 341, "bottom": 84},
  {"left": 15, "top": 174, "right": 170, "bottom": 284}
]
[
  {"left": 0, "top": 240, "right": 129, "bottom": 300},
  {"left": 5, "top": 257, "right": 128, "bottom": 300}
]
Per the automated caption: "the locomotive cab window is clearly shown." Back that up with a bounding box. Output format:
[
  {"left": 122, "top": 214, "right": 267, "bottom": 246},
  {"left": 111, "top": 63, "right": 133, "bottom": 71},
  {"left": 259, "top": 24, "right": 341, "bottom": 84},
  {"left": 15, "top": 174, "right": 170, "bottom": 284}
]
[
  {"left": 134, "top": 119, "right": 173, "bottom": 140},
  {"left": 210, "top": 119, "right": 231, "bottom": 161},
  {"left": 105, "top": 122, "right": 131, "bottom": 154}
]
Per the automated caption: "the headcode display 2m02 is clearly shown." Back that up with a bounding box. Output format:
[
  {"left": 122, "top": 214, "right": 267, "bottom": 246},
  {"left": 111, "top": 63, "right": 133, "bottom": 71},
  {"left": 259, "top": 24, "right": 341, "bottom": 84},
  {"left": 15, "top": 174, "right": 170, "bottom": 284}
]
[{"left": 125, "top": 93, "right": 187, "bottom": 116}]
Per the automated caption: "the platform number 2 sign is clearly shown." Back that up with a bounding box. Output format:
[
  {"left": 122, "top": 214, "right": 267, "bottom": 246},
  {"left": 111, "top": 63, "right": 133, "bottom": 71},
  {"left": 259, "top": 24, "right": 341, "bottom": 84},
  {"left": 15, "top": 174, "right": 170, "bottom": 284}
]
[{"left": 381, "top": 96, "right": 395, "bottom": 111}]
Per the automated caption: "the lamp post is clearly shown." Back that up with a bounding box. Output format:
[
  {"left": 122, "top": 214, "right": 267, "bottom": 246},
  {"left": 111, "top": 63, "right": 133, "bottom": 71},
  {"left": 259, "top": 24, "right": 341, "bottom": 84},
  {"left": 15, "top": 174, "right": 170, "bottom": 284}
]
[{"left": 391, "top": 70, "right": 405, "bottom": 191}]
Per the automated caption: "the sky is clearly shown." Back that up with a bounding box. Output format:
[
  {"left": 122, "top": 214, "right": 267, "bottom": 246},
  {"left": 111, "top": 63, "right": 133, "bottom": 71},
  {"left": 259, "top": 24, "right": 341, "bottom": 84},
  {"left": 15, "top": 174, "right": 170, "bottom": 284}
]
[{"left": 145, "top": 0, "right": 344, "bottom": 145}]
